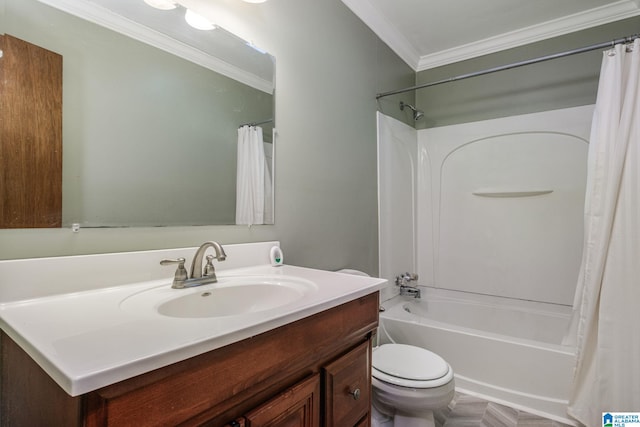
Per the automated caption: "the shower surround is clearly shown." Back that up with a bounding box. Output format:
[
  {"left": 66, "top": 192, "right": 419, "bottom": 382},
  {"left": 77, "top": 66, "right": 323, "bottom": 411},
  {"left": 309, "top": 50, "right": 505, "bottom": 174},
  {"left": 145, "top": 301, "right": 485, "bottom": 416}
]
[
  {"left": 417, "top": 105, "right": 591, "bottom": 305},
  {"left": 376, "top": 105, "right": 593, "bottom": 421}
]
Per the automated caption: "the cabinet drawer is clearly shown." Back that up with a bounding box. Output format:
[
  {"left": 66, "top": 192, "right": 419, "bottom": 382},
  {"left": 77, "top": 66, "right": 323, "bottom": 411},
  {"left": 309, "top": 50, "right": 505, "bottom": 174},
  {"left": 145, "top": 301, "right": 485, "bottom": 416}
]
[{"left": 323, "top": 341, "right": 370, "bottom": 427}]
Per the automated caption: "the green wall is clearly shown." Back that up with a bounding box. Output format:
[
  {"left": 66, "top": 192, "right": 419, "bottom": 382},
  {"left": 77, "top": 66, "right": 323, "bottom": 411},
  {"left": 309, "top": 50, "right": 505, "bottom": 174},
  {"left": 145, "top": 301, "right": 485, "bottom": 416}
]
[
  {"left": 0, "top": 0, "right": 414, "bottom": 277},
  {"left": 10, "top": 1, "right": 629, "bottom": 273},
  {"left": 414, "top": 16, "right": 640, "bottom": 129}
]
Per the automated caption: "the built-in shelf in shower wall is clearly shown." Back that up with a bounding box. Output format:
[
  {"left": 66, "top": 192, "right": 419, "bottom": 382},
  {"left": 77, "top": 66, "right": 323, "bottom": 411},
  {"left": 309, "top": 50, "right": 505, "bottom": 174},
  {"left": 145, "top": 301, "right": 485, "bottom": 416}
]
[
  {"left": 418, "top": 105, "right": 594, "bottom": 306},
  {"left": 471, "top": 189, "right": 554, "bottom": 197}
]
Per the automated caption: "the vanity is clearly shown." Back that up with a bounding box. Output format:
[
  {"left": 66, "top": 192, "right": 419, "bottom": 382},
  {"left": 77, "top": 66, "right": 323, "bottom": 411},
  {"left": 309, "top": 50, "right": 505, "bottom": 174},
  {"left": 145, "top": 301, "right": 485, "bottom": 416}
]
[{"left": 0, "top": 242, "right": 384, "bottom": 426}]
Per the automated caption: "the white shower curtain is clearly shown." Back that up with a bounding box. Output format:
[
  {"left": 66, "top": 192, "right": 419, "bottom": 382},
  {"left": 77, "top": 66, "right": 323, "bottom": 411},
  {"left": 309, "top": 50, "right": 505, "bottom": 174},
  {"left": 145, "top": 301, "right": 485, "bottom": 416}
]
[
  {"left": 235, "top": 125, "right": 273, "bottom": 225},
  {"left": 566, "top": 39, "right": 640, "bottom": 426}
]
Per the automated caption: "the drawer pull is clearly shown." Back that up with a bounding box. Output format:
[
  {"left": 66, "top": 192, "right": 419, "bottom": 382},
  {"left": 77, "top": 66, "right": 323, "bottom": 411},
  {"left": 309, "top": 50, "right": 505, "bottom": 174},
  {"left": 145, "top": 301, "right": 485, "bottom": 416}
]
[{"left": 349, "top": 388, "right": 361, "bottom": 400}]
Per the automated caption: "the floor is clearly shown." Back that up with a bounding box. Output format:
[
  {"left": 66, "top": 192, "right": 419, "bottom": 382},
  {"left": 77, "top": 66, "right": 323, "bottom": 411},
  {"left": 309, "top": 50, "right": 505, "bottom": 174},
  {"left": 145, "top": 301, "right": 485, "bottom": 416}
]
[{"left": 433, "top": 392, "right": 573, "bottom": 427}]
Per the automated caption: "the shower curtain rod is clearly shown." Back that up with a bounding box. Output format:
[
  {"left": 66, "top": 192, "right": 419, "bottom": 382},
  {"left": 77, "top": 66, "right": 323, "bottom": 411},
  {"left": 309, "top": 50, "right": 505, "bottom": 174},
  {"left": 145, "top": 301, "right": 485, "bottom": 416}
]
[
  {"left": 376, "top": 33, "right": 639, "bottom": 99},
  {"left": 238, "top": 118, "right": 273, "bottom": 128}
]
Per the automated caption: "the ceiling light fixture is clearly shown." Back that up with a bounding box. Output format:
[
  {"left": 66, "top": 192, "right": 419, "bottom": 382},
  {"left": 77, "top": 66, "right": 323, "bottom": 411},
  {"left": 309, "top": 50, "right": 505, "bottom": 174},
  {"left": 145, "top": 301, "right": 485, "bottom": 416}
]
[
  {"left": 143, "top": 0, "right": 177, "bottom": 10},
  {"left": 184, "top": 9, "right": 215, "bottom": 31},
  {"left": 241, "top": 0, "right": 268, "bottom": 3}
]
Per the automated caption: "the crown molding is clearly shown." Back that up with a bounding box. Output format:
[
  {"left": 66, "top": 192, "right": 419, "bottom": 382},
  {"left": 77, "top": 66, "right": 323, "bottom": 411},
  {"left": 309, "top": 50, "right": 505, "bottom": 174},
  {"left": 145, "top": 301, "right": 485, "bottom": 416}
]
[
  {"left": 341, "top": 0, "right": 420, "bottom": 70},
  {"left": 36, "top": 0, "right": 273, "bottom": 93},
  {"left": 342, "top": 0, "right": 640, "bottom": 72},
  {"left": 417, "top": 0, "right": 640, "bottom": 70}
]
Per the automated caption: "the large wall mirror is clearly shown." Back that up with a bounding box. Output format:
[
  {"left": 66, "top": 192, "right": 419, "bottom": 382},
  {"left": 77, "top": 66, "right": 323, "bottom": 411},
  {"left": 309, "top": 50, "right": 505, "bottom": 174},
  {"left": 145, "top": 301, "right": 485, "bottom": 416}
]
[{"left": 0, "top": 0, "right": 275, "bottom": 228}]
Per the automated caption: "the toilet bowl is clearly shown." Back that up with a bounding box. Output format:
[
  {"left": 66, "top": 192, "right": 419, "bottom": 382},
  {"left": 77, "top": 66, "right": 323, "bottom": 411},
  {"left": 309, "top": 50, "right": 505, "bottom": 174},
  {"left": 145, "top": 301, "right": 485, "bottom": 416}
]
[{"left": 371, "top": 343, "right": 455, "bottom": 427}]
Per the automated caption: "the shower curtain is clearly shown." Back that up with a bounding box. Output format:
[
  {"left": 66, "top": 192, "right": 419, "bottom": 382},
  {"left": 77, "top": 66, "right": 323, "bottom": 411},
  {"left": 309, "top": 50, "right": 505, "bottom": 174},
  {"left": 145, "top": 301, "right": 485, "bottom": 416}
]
[
  {"left": 566, "top": 39, "right": 640, "bottom": 426},
  {"left": 235, "top": 125, "right": 272, "bottom": 225}
]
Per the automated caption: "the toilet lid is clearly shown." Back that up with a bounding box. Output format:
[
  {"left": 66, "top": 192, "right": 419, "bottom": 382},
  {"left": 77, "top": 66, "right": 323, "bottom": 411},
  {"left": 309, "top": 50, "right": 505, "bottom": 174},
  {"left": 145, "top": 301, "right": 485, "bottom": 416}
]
[{"left": 373, "top": 344, "right": 449, "bottom": 381}]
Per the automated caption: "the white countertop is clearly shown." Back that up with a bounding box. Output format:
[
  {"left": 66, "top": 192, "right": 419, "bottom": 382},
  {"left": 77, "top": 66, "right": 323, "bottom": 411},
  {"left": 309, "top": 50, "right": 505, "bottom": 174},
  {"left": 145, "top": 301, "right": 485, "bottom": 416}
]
[{"left": 0, "top": 264, "right": 385, "bottom": 396}]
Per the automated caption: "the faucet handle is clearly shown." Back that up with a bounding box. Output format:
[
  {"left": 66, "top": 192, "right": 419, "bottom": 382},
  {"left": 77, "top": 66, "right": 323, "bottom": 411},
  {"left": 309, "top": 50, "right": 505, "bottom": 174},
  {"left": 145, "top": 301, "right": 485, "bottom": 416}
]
[
  {"left": 160, "top": 258, "right": 188, "bottom": 283},
  {"left": 395, "top": 272, "right": 419, "bottom": 286},
  {"left": 404, "top": 272, "right": 419, "bottom": 281},
  {"left": 203, "top": 255, "right": 216, "bottom": 277},
  {"left": 160, "top": 257, "right": 186, "bottom": 267}
]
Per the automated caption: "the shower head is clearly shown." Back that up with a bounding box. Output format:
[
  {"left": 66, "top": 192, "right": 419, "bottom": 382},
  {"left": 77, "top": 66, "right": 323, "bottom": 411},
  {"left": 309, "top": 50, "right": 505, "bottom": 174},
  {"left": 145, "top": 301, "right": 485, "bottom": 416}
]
[{"left": 399, "top": 101, "right": 424, "bottom": 121}]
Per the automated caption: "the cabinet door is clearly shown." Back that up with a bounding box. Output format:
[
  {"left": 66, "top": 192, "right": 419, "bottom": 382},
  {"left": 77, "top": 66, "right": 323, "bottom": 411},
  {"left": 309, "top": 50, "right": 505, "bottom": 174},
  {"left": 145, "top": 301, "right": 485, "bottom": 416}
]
[
  {"left": 245, "top": 374, "right": 320, "bottom": 427},
  {"left": 323, "top": 340, "right": 371, "bottom": 427}
]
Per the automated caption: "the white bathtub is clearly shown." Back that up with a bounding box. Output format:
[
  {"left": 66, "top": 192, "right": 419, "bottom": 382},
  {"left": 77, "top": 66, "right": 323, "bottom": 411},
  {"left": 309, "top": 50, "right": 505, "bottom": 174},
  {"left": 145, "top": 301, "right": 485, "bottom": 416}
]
[{"left": 378, "top": 288, "right": 577, "bottom": 425}]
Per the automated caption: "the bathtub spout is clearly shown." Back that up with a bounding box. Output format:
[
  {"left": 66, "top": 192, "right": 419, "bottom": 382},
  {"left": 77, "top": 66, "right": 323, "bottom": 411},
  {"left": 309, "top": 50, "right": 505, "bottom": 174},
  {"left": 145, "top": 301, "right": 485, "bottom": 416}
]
[
  {"left": 399, "top": 286, "right": 421, "bottom": 298},
  {"left": 396, "top": 272, "right": 421, "bottom": 298}
]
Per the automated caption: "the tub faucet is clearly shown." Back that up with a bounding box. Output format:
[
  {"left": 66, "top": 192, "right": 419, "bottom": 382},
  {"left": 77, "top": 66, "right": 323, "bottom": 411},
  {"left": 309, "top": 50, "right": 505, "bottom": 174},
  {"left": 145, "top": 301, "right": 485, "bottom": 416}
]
[
  {"left": 396, "top": 272, "right": 421, "bottom": 298},
  {"left": 160, "top": 241, "right": 227, "bottom": 289}
]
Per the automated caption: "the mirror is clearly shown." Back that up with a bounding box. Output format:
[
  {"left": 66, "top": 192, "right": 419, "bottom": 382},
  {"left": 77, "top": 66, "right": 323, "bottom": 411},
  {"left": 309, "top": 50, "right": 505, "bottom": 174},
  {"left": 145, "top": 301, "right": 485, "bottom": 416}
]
[{"left": 0, "top": 0, "right": 275, "bottom": 227}]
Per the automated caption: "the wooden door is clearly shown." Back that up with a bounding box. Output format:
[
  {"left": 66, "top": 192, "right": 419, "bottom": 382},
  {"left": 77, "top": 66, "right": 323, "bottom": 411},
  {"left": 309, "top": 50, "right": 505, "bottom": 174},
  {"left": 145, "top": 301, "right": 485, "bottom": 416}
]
[
  {"left": 0, "top": 34, "right": 63, "bottom": 228},
  {"left": 244, "top": 375, "right": 320, "bottom": 427},
  {"left": 323, "top": 341, "right": 371, "bottom": 427}
]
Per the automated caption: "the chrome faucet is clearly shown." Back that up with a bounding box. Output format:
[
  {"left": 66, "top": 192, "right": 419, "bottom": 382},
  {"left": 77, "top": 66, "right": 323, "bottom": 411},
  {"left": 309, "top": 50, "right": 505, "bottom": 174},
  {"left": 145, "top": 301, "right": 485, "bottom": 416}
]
[
  {"left": 395, "top": 272, "right": 421, "bottom": 298},
  {"left": 160, "top": 241, "right": 227, "bottom": 289}
]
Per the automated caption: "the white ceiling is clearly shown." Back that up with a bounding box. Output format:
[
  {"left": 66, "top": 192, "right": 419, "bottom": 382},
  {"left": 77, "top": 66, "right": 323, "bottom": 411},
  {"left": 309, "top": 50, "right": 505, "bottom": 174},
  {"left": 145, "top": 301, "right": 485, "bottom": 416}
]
[{"left": 341, "top": 0, "right": 640, "bottom": 71}]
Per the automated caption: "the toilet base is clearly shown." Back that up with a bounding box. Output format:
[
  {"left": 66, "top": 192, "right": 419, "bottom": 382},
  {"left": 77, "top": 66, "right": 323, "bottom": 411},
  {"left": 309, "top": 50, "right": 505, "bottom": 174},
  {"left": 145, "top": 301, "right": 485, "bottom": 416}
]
[
  {"left": 394, "top": 411, "right": 436, "bottom": 427},
  {"left": 371, "top": 404, "right": 393, "bottom": 427},
  {"left": 371, "top": 405, "right": 437, "bottom": 427}
]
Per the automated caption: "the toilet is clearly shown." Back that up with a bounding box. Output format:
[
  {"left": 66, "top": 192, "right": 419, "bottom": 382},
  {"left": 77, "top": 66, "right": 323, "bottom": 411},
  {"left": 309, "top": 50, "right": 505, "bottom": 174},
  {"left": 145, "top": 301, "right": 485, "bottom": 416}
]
[
  {"left": 371, "top": 343, "right": 455, "bottom": 427},
  {"left": 334, "top": 269, "right": 454, "bottom": 426}
]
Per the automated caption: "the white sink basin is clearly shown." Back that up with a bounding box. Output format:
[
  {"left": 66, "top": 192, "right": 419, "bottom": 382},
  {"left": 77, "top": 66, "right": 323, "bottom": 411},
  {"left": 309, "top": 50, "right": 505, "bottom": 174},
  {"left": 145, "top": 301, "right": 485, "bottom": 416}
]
[{"left": 120, "top": 275, "right": 317, "bottom": 318}]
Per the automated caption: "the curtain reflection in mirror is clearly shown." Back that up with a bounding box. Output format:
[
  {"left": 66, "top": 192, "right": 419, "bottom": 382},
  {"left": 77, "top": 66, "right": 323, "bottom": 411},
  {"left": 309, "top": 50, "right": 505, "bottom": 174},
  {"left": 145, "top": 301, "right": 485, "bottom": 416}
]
[{"left": 236, "top": 126, "right": 273, "bottom": 225}]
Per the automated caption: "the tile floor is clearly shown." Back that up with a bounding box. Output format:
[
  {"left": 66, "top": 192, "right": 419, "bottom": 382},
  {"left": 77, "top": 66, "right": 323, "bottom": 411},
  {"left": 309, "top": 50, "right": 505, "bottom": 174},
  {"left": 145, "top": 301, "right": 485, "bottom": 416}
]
[{"left": 433, "top": 392, "right": 573, "bottom": 427}]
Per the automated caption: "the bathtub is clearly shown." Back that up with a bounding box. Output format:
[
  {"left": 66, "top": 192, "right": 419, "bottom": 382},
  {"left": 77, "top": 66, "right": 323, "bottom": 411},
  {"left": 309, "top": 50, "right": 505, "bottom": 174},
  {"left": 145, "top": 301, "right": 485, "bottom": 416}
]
[{"left": 378, "top": 288, "right": 577, "bottom": 425}]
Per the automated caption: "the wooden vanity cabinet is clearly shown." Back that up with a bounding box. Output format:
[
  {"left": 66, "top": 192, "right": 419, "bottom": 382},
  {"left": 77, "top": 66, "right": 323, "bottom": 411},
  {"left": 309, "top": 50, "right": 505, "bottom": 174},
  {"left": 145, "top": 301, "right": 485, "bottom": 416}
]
[
  {"left": 1, "top": 292, "right": 378, "bottom": 427},
  {"left": 238, "top": 340, "right": 371, "bottom": 427}
]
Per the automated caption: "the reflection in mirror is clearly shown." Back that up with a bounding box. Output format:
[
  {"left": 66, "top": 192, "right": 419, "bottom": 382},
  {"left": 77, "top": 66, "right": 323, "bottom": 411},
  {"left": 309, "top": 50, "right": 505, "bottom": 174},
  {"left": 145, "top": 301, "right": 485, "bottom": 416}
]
[{"left": 0, "top": 0, "right": 275, "bottom": 228}]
